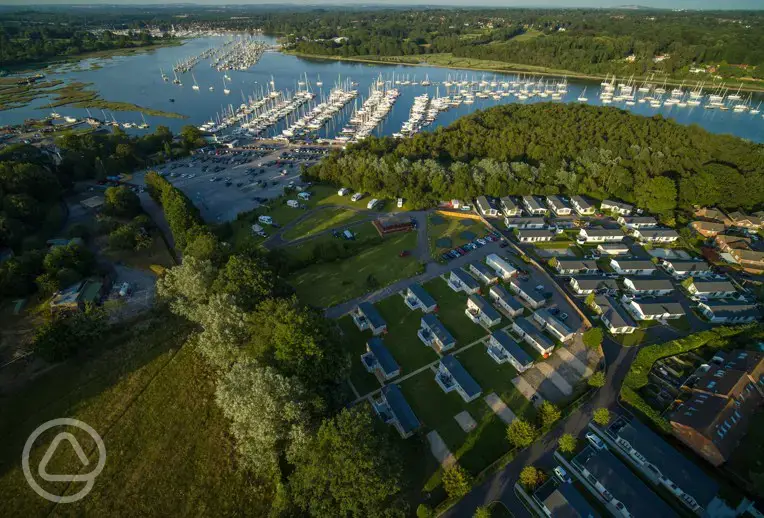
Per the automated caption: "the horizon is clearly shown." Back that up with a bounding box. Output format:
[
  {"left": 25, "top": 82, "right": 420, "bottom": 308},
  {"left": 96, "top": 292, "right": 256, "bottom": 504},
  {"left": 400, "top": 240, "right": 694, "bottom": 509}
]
[{"left": 0, "top": 1, "right": 762, "bottom": 10}]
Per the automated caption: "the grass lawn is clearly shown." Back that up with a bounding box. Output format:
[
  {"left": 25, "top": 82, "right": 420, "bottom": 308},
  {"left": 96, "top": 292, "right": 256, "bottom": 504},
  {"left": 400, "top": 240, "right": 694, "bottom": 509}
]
[
  {"left": 0, "top": 313, "right": 270, "bottom": 516},
  {"left": 288, "top": 230, "right": 422, "bottom": 307},
  {"left": 423, "top": 278, "right": 490, "bottom": 345},
  {"left": 101, "top": 232, "right": 175, "bottom": 270},
  {"left": 282, "top": 206, "right": 368, "bottom": 241},
  {"left": 611, "top": 328, "right": 648, "bottom": 347},
  {"left": 428, "top": 214, "right": 487, "bottom": 256},
  {"left": 455, "top": 345, "right": 536, "bottom": 420},
  {"left": 337, "top": 316, "right": 381, "bottom": 395},
  {"left": 376, "top": 296, "right": 440, "bottom": 372},
  {"left": 668, "top": 316, "right": 693, "bottom": 333}
]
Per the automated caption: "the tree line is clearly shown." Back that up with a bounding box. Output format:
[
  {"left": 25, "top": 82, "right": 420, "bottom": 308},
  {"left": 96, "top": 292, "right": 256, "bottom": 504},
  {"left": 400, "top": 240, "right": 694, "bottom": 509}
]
[
  {"left": 306, "top": 103, "right": 764, "bottom": 216},
  {"left": 147, "top": 175, "right": 412, "bottom": 517}
]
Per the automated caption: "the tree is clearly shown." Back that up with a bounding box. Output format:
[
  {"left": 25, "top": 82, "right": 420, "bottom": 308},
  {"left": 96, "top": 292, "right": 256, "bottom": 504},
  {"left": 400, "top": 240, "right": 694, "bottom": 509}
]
[
  {"left": 558, "top": 433, "right": 577, "bottom": 454},
  {"left": 588, "top": 371, "right": 606, "bottom": 388},
  {"left": 249, "top": 297, "right": 349, "bottom": 389},
  {"left": 416, "top": 504, "right": 434, "bottom": 518},
  {"left": 473, "top": 506, "right": 492, "bottom": 518},
  {"left": 593, "top": 408, "right": 611, "bottom": 427},
  {"left": 215, "top": 359, "right": 310, "bottom": 478},
  {"left": 289, "top": 407, "right": 406, "bottom": 518},
  {"left": 34, "top": 305, "right": 107, "bottom": 361},
  {"left": 538, "top": 401, "right": 561, "bottom": 429},
  {"left": 584, "top": 292, "right": 596, "bottom": 310},
  {"left": 104, "top": 185, "right": 141, "bottom": 218},
  {"left": 214, "top": 254, "right": 278, "bottom": 310},
  {"left": 180, "top": 125, "right": 204, "bottom": 149},
  {"left": 582, "top": 327, "right": 603, "bottom": 349},
  {"left": 519, "top": 465, "right": 544, "bottom": 491},
  {"left": 547, "top": 256, "right": 559, "bottom": 269},
  {"left": 442, "top": 464, "right": 472, "bottom": 499},
  {"left": 506, "top": 418, "right": 536, "bottom": 448}
]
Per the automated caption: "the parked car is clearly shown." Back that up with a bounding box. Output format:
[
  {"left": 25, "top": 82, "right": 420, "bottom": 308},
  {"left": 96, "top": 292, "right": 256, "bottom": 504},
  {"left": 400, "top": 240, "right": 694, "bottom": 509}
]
[
  {"left": 399, "top": 250, "right": 411, "bottom": 257},
  {"left": 586, "top": 432, "right": 607, "bottom": 451},
  {"left": 554, "top": 466, "right": 572, "bottom": 483}
]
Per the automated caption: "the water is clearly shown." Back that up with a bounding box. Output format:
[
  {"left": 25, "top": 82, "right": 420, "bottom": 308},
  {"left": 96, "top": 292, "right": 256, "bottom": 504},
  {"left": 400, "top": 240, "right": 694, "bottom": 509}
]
[{"left": 3, "top": 35, "right": 763, "bottom": 143}]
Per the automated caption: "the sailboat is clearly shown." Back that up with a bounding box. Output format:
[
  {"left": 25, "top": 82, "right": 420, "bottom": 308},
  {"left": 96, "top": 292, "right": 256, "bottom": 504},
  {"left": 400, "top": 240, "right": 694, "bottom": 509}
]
[
  {"left": 192, "top": 73, "right": 200, "bottom": 91},
  {"left": 751, "top": 101, "right": 761, "bottom": 115},
  {"left": 223, "top": 77, "right": 231, "bottom": 95},
  {"left": 316, "top": 74, "right": 323, "bottom": 87},
  {"left": 138, "top": 114, "right": 150, "bottom": 129},
  {"left": 160, "top": 67, "right": 169, "bottom": 82},
  {"left": 209, "top": 85, "right": 215, "bottom": 91},
  {"left": 173, "top": 70, "right": 182, "bottom": 86},
  {"left": 577, "top": 87, "right": 588, "bottom": 102},
  {"left": 48, "top": 101, "right": 61, "bottom": 119}
]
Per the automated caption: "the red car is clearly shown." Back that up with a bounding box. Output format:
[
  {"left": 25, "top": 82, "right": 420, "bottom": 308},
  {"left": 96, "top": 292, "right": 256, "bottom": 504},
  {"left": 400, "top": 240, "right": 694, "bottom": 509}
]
[{"left": 399, "top": 250, "right": 411, "bottom": 257}]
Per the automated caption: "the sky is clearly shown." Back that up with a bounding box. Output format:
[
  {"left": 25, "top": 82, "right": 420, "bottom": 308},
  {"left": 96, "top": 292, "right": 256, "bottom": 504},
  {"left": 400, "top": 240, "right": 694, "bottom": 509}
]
[{"left": 0, "top": 0, "right": 762, "bottom": 8}]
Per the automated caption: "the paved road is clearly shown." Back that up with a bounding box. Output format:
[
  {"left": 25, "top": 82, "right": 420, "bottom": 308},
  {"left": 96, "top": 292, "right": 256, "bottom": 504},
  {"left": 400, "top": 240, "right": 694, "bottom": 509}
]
[
  {"left": 442, "top": 339, "right": 637, "bottom": 518},
  {"left": 324, "top": 239, "right": 505, "bottom": 318}
]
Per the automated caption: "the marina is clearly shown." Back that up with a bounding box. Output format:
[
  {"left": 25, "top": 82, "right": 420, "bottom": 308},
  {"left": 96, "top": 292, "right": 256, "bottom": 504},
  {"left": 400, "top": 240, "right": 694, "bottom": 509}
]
[{"left": 1, "top": 34, "right": 763, "bottom": 143}]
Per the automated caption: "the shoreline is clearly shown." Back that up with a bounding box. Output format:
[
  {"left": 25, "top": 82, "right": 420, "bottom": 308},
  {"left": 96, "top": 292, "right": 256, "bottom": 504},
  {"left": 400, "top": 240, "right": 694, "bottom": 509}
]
[{"left": 285, "top": 51, "right": 764, "bottom": 94}]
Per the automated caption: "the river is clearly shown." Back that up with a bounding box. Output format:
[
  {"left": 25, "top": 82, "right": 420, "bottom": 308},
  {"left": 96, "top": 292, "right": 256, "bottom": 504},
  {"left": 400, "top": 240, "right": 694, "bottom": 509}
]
[{"left": 3, "top": 35, "right": 763, "bottom": 143}]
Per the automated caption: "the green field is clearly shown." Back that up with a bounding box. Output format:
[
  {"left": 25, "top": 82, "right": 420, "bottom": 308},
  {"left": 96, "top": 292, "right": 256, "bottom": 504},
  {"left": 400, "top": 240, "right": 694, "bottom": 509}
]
[
  {"left": 423, "top": 278, "right": 490, "bottom": 345},
  {"left": 288, "top": 230, "right": 422, "bottom": 307},
  {"left": 281, "top": 206, "right": 368, "bottom": 241},
  {"left": 0, "top": 313, "right": 270, "bottom": 516},
  {"left": 429, "top": 215, "right": 487, "bottom": 256}
]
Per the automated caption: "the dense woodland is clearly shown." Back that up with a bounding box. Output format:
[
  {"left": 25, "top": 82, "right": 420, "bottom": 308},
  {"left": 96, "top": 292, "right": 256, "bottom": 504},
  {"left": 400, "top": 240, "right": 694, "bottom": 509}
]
[
  {"left": 0, "top": 27, "right": 169, "bottom": 68},
  {"left": 3, "top": 7, "right": 764, "bottom": 79},
  {"left": 307, "top": 103, "right": 764, "bottom": 215},
  {"left": 0, "top": 124, "right": 203, "bottom": 301},
  {"left": 278, "top": 9, "right": 764, "bottom": 80}
]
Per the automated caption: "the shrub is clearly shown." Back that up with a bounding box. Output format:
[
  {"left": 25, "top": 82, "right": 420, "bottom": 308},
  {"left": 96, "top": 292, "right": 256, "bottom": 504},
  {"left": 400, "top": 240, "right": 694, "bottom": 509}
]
[
  {"left": 538, "top": 401, "right": 561, "bottom": 429},
  {"left": 506, "top": 418, "right": 537, "bottom": 448},
  {"left": 558, "top": 433, "right": 577, "bottom": 454},
  {"left": 519, "top": 465, "right": 545, "bottom": 491},
  {"left": 582, "top": 327, "right": 603, "bottom": 349},
  {"left": 593, "top": 408, "right": 611, "bottom": 427},
  {"left": 588, "top": 371, "right": 606, "bottom": 388},
  {"left": 442, "top": 464, "right": 472, "bottom": 499}
]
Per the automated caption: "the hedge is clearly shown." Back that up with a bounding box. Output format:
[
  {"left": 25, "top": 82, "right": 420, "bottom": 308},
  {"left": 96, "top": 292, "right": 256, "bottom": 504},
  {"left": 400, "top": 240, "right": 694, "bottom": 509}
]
[
  {"left": 620, "top": 325, "right": 753, "bottom": 431},
  {"left": 145, "top": 171, "right": 205, "bottom": 250}
]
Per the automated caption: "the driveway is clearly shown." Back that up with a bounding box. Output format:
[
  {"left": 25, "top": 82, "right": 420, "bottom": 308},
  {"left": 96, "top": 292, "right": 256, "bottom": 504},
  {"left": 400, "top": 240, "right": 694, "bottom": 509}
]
[{"left": 442, "top": 343, "right": 637, "bottom": 518}]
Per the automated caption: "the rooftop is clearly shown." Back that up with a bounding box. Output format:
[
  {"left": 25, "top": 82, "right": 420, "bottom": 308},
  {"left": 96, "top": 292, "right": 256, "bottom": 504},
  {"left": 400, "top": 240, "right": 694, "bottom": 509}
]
[
  {"left": 470, "top": 261, "right": 497, "bottom": 279},
  {"left": 663, "top": 259, "right": 711, "bottom": 273},
  {"left": 595, "top": 295, "right": 637, "bottom": 329},
  {"left": 358, "top": 302, "right": 386, "bottom": 329},
  {"left": 440, "top": 355, "right": 481, "bottom": 398},
  {"left": 522, "top": 195, "right": 544, "bottom": 210},
  {"left": 556, "top": 259, "right": 599, "bottom": 271},
  {"left": 689, "top": 280, "right": 736, "bottom": 293},
  {"left": 624, "top": 277, "right": 675, "bottom": 291},
  {"left": 570, "top": 275, "right": 618, "bottom": 291},
  {"left": 573, "top": 448, "right": 675, "bottom": 517},
  {"left": 629, "top": 297, "right": 685, "bottom": 316},
  {"left": 382, "top": 384, "right": 420, "bottom": 435},
  {"left": 514, "top": 317, "right": 555, "bottom": 349},
  {"left": 468, "top": 294, "right": 501, "bottom": 322},
  {"left": 489, "top": 285, "right": 523, "bottom": 311},
  {"left": 610, "top": 417, "right": 718, "bottom": 507},
  {"left": 611, "top": 259, "right": 656, "bottom": 270},
  {"left": 699, "top": 301, "right": 761, "bottom": 319},
  {"left": 570, "top": 195, "right": 593, "bottom": 209},
  {"left": 422, "top": 314, "right": 456, "bottom": 348},
  {"left": 583, "top": 227, "right": 625, "bottom": 237},
  {"left": 491, "top": 329, "right": 533, "bottom": 367},
  {"left": 451, "top": 268, "right": 480, "bottom": 290},
  {"left": 408, "top": 283, "right": 437, "bottom": 308},
  {"left": 535, "top": 479, "right": 602, "bottom": 518},
  {"left": 367, "top": 338, "right": 399, "bottom": 376}
]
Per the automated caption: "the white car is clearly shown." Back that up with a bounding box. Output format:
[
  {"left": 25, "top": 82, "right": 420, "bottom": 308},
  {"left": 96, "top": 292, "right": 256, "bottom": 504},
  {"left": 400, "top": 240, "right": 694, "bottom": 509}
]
[
  {"left": 397, "top": 198, "right": 403, "bottom": 208},
  {"left": 351, "top": 193, "right": 363, "bottom": 202},
  {"left": 586, "top": 432, "right": 606, "bottom": 451},
  {"left": 554, "top": 466, "right": 571, "bottom": 483}
]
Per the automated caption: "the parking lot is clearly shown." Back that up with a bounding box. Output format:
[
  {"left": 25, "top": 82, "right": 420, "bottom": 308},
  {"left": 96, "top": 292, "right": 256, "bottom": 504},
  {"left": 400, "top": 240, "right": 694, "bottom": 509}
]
[{"left": 132, "top": 144, "right": 329, "bottom": 223}]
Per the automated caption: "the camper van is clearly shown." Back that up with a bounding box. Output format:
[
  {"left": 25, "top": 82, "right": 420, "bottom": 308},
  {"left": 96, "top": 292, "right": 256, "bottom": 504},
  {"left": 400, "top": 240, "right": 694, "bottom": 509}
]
[
  {"left": 297, "top": 192, "right": 311, "bottom": 201},
  {"left": 397, "top": 198, "right": 404, "bottom": 208},
  {"left": 258, "top": 215, "right": 273, "bottom": 225},
  {"left": 367, "top": 198, "right": 379, "bottom": 210},
  {"left": 338, "top": 187, "right": 350, "bottom": 196},
  {"left": 287, "top": 200, "right": 300, "bottom": 208}
]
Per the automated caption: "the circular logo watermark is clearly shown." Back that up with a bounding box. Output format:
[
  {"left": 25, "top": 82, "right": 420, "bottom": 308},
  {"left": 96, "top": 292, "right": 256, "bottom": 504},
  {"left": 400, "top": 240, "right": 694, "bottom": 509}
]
[{"left": 22, "top": 418, "right": 106, "bottom": 503}]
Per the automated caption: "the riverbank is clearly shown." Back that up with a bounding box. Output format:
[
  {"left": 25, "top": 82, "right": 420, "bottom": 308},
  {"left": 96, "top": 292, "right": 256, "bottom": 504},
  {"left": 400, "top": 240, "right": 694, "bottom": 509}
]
[
  {"left": 286, "top": 51, "right": 764, "bottom": 93},
  {"left": 4, "top": 39, "right": 184, "bottom": 75},
  {"left": 0, "top": 79, "right": 185, "bottom": 119}
]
